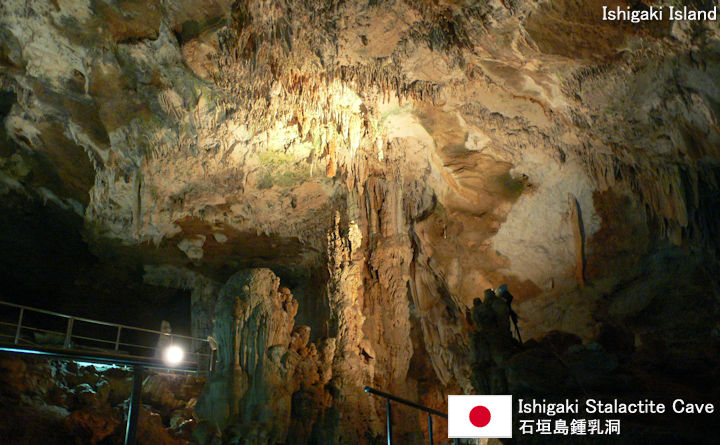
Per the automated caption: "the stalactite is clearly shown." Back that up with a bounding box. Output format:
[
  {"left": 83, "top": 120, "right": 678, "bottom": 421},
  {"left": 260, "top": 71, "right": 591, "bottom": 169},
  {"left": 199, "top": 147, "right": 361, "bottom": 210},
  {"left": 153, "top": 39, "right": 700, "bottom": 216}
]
[{"left": 568, "top": 193, "right": 586, "bottom": 288}]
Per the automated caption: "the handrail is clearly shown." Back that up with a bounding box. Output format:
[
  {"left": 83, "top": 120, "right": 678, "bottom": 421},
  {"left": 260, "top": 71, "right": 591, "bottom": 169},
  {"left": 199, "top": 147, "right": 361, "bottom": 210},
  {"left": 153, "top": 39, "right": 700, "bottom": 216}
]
[
  {"left": 364, "top": 386, "right": 458, "bottom": 445},
  {"left": 364, "top": 386, "right": 447, "bottom": 417},
  {"left": 0, "top": 300, "right": 214, "bottom": 445},
  {"left": 0, "top": 344, "right": 198, "bottom": 371},
  {"left": 0, "top": 299, "right": 213, "bottom": 373},
  {"left": 0, "top": 300, "right": 203, "bottom": 341},
  {"left": 0, "top": 344, "right": 195, "bottom": 445}
]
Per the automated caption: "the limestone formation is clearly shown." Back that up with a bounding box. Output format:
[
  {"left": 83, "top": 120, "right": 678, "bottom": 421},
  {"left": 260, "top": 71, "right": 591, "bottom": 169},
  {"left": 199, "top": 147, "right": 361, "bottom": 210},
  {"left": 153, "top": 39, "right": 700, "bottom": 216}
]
[
  {"left": 0, "top": 354, "right": 202, "bottom": 444},
  {"left": 1, "top": 0, "right": 720, "bottom": 443},
  {"left": 196, "top": 268, "right": 335, "bottom": 443},
  {"left": 469, "top": 290, "right": 517, "bottom": 395}
]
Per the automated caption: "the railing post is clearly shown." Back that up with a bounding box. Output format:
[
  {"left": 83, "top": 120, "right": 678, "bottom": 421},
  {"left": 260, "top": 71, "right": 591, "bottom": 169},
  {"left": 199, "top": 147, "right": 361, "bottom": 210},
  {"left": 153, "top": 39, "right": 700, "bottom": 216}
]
[
  {"left": 115, "top": 326, "right": 122, "bottom": 351},
  {"left": 364, "top": 386, "right": 449, "bottom": 445},
  {"left": 125, "top": 365, "right": 144, "bottom": 445},
  {"left": 427, "top": 412, "right": 433, "bottom": 445},
  {"left": 14, "top": 307, "right": 24, "bottom": 344},
  {"left": 386, "top": 400, "right": 392, "bottom": 445},
  {"left": 64, "top": 318, "right": 74, "bottom": 348}
]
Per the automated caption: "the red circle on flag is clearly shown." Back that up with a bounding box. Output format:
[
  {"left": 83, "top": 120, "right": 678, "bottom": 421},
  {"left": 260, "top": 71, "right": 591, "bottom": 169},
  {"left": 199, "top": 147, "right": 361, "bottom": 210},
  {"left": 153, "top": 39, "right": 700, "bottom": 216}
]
[{"left": 469, "top": 405, "right": 491, "bottom": 427}]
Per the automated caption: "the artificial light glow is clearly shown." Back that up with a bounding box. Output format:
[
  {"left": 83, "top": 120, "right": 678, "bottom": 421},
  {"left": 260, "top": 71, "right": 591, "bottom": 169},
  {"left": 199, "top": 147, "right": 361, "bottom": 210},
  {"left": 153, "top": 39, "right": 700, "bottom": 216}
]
[{"left": 163, "top": 345, "right": 184, "bottom": 366}]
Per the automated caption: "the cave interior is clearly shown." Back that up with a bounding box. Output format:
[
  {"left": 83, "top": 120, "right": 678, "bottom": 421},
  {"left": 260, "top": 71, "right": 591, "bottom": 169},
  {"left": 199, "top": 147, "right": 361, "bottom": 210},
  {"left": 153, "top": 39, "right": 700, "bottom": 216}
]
[{"left": 1, "top": 0, "right": 720, "bottom": 444}]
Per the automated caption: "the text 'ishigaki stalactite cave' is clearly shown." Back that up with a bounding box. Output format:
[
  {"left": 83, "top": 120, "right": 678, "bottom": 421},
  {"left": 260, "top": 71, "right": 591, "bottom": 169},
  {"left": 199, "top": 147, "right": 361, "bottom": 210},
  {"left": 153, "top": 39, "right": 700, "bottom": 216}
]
[{"left": 1, "top": 1, "right": 720, "bottom": 444}]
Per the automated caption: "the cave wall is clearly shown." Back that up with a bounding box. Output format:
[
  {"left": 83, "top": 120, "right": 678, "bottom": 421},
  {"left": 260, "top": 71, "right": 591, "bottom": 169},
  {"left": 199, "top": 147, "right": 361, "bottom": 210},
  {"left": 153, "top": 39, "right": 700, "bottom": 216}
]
[{"left": 2, "top": 0, "right": 720, "bottom": 443}]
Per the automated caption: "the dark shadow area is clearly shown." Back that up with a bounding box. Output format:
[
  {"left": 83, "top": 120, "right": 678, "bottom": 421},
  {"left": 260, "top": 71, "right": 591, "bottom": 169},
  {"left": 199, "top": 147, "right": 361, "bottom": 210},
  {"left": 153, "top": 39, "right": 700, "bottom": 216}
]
[{"left": 0, "top": 190, "right": 192, "bottom": 344}]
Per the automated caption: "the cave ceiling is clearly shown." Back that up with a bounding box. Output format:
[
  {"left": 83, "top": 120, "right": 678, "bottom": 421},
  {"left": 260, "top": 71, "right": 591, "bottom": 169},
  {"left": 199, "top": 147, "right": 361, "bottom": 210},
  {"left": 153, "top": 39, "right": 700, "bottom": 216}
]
[{"left": 1, "top": 0, "right": 719, "bottom": 335}]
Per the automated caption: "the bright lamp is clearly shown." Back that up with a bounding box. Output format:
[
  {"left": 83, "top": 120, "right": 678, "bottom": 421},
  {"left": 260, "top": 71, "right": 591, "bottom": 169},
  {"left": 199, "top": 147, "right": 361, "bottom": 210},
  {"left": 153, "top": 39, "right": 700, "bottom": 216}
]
[{"left": 162, "top": 344, "right": 184, "bottom": 366}]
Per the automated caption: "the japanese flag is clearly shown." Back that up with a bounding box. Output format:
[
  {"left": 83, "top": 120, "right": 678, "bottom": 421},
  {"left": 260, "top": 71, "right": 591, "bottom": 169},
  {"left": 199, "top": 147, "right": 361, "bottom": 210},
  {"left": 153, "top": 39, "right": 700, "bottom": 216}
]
[{"left": 448, "top": 395, "right": 513, "bottom": 438}]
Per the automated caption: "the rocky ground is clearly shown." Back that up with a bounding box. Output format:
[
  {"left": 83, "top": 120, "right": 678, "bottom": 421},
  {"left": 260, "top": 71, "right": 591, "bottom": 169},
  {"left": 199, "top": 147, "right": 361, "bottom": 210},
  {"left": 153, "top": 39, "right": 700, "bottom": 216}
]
[
  {"left": 4, "top": 320, "right": 719, "bottom": 445},
  {"left": 0, "top": 353, "right": 204, "bottom": 445}
]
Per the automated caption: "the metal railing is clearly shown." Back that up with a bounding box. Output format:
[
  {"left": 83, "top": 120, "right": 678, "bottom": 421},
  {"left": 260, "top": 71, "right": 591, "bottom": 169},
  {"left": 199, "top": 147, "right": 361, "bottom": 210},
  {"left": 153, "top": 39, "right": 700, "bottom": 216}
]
[
  {"left": 0, "top": 300, "right": 212, "bottom": 373},
  {"left": 364, "top": 386, "right": 459, "bottom": 445}
]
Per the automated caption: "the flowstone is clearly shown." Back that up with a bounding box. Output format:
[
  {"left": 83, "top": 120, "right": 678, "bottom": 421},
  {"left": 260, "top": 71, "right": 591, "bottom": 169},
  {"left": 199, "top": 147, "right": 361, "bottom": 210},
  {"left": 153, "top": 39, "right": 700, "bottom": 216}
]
[{"left": 195, "top": 268, "right": 330, "bottom": 444}]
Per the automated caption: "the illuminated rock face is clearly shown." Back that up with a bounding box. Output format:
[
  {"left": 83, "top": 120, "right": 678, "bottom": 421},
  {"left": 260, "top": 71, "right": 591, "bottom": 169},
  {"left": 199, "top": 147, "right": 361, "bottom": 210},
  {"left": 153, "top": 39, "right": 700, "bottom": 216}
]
[{"left": 1, "top": 0, "right": 720, "bottom": 443}]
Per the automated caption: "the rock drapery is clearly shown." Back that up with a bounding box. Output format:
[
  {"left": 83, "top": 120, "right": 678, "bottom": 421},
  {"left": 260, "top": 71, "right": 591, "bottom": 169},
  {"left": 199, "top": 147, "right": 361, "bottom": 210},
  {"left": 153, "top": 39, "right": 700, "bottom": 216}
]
[
  {"left": 196, "top": 268, "right": 333, "bottom": 443},
  {"left": 1, "top": 0, "right": 720, "bottom": 443}
]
